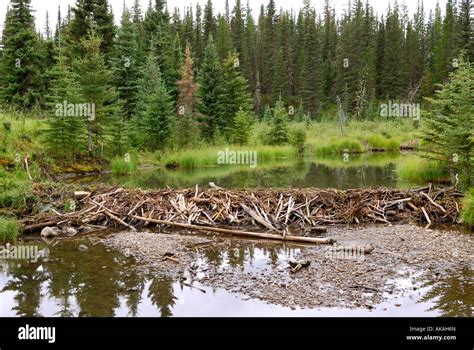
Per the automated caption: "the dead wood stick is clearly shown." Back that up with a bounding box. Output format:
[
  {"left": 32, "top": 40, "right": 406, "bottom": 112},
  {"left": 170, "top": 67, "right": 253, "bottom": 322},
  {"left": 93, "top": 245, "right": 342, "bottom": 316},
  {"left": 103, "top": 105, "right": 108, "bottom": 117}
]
[
  {"left": 22, "top": 220, "right": 62, "bottom": 233},
  {"left": 24, "top": 157, "right": 33, "bottom": 181},
  {"left": 131, "top": 215, "right": 335, "bottom": 245},
  {"left": 240, "top": 203, "right": 277, "bottom": 232},
  {"left": 105, "top": 210, "right": 137, "bottom": 231},
  {"left": 421, "top": 192, "right": 447, "bottom": 213},
  {"left": 421, "top": 207, "right": 432, "bottom": 225}
]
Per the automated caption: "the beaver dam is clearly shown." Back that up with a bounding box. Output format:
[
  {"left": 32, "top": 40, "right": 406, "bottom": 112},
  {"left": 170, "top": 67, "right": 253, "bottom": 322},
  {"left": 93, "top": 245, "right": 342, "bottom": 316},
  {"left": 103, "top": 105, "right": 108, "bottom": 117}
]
[{"left": 22, "top": 185, "right": 464, "bottom": 244}]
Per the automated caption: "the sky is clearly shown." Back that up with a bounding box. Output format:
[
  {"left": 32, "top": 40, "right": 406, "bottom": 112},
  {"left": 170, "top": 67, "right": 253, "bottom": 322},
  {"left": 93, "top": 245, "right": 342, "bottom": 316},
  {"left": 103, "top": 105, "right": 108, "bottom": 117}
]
[{"left": 0, "top": 0, "right": 448, "bottom": 36}]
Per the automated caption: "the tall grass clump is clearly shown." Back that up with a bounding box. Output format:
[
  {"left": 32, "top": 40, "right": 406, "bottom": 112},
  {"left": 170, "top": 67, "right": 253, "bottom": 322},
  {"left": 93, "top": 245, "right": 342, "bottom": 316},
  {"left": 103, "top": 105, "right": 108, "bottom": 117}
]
[
  {"left": 396, "top": 156, "right": 449, "bottom": 183},
  {"left": 461, "top": 189, "right": 474, "bottom": 228},
  {"left": 0, "top": 216, "right": 19, "bottom": 242},
  {"left": 111, "top": 156, "right": 138, "bottom": 175}
]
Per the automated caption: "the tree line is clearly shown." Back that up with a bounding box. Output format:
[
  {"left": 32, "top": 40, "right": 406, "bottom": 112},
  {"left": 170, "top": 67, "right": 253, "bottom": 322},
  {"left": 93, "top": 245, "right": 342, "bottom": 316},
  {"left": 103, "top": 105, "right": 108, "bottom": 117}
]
[{"left": 0, "top": 0, "right": 472, "bottom": 160}]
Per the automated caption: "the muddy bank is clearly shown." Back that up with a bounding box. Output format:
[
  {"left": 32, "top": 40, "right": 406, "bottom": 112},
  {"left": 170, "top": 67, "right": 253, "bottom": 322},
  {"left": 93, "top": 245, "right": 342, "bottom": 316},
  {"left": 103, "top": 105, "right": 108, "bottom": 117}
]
[{"left": 104, "top": 224, "right": 473, "bottom": 311}]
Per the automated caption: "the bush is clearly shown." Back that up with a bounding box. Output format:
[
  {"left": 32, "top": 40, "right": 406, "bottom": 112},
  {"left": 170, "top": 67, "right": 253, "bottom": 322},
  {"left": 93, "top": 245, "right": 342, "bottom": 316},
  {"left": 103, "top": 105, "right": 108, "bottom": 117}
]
[{"left": 290, "top": 125, "right": 307, "bottom": 155}]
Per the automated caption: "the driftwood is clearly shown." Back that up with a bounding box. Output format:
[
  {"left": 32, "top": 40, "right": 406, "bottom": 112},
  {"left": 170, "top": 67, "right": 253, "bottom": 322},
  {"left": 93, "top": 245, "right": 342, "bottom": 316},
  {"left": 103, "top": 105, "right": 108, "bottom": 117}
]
[{"left": 21, "top": 186, "right": 462, "bottom": 241}]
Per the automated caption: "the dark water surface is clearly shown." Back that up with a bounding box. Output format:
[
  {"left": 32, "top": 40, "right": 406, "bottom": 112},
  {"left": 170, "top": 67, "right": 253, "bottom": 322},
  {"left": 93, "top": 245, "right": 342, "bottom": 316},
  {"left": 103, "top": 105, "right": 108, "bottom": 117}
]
[{"left": 1, "top": 239, "right": 471, "bottom": 317}]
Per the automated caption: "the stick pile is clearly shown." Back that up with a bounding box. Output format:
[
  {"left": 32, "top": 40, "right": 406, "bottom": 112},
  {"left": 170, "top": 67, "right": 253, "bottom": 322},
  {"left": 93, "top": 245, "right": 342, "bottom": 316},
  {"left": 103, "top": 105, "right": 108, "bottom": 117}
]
[{"left": 22, "top": 185, "right": 463, "bottom": 243}]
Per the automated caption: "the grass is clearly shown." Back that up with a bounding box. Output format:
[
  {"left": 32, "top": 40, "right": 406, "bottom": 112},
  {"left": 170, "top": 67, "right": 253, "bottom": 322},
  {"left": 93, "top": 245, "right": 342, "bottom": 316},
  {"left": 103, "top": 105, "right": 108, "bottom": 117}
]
[
  {"left": 0, "top": 216, "right": 19, "bottom": 242},
  {"left": 461, "top": 189, "right": 474, "bottom": 228},
  {"left": 396, "top": 156, "right": 449, "bottom": 184},
  {"left": 111, "top": 156, "right": 139, "bottom": 175},
  {"left": 163, "top": 145, "right": 296, "bottom": 169}
]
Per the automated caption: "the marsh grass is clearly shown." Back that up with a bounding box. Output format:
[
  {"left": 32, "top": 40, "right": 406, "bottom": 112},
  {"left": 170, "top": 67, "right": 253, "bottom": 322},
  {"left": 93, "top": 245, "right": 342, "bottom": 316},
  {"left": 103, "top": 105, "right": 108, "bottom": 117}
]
[{"left": 0, "top": 216, "right": 19, "bottom": 242}]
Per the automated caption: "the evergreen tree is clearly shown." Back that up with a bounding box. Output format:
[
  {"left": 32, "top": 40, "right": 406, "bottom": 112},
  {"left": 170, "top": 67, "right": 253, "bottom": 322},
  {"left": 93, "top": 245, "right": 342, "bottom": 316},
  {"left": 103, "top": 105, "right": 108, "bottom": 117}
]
[
  {"left": 69, "top": 0, "right": 116, "bottom": 59},
  {"left": 381, "top": 5, "right": 406, "bottom": 99},
  {"left": 44, "top": 48, "right": 85, "bottom": 161},
  {"left": 0, "top": 0, "right": 42, "bottom": 110},
  {"left": 233, "top": 108, "right": 253, "bottom": 145},
  {"left": 112, "top": 8, "right": 142, "bottom": 119},
  {"left": 433, "top": 0, "right": 457, "bottom": 85},
  {"left": 457, "top": 0, "right": 474, "bottom": 61},
  {"left": 268, "top": 98, "right": 289, "bottom": 145},
  {"left": 422, "top": 55, "right": 473, "bottom": 188},
  {"left": 176, "top": 46, "right": 199, "bottom": 116},
  {"left": 220, "top": 52, "right": 253, "bottom": 138},
  {"left": 73, "top": 30, "right": 121, "bottom": 156},
  {"left": 203, "top": 0, "right": 217, "bottom": 42},
  {"left": 197, "top": 35, "right": 224, "bottom": 140}
]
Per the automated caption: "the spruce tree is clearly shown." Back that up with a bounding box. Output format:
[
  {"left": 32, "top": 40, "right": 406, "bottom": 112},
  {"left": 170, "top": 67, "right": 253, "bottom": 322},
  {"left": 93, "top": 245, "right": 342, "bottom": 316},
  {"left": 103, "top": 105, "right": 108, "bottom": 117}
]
[
  {"left": 422, "top": 55, "right": 473, "bottom": 188},
  {"left": 73, "top": 30, "right": 121, "bottom": 156},
  {"left": 221, "top": 52, "right": 253, "bottom": 139},
  {"left": 268, "top": 98, "right": 290, "bottom": 145},
  {"left": 457, "top": 0, "right": 474, "bottom": 61},
  {"left": 112, "top": 8, "right": 142, "bottom": 119},
  {"left": 197, "top": 35, "right": 224, "bottom": 140},
  {"left": 233, "top": 108, "right": 253, "bottom": 145},
  {"left": 176, "top": 46, "right": 199, "bottom": 116},
  {"left": 0, "top": 0, "right": 42, "bottom": 110},
  {"left": 44, "top": 49, "right": 85, "bottom": 161}
]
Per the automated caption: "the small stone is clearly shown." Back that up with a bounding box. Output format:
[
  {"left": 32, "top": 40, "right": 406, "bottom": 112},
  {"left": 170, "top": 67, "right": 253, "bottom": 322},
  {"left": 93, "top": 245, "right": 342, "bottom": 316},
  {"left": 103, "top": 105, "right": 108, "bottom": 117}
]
[
  {"left": 41, "top": 227, "right": 60, "bottom": 238},
  {"left": 65, "top": 228, "right": 78, "bottom": 236},
  {"left": 78, "top": 245, "right": 89, "bottom": 252}
]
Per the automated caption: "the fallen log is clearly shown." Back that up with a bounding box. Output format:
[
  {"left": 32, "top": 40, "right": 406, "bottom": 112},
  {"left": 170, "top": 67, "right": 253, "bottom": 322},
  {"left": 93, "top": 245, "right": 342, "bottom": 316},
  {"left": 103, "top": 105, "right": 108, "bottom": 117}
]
[{"left": 131, "top": 215, "right": 335, "bottom": 245}]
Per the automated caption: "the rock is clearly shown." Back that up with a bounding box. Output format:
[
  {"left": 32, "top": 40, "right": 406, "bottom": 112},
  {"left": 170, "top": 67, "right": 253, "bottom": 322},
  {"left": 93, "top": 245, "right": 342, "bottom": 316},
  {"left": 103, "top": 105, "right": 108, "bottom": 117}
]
[
  {"left": 65, "top": 228, "right": 78, "bottom": 237},
  {"left": 41, "top": 227, "right": 60, "bottom": 238},
  {"left": 78, "top": 245, "right": 89, "bottom": 252}
]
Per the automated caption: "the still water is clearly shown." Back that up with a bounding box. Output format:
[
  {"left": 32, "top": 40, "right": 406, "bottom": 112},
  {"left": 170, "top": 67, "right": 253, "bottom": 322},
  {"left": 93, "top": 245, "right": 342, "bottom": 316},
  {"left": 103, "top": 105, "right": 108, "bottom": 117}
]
[
  {"left": 0, "top": 239, "right": 471, "bottom": 317},
  {"left": 67, "top": 153, "right": 416, "bottom": 190}
]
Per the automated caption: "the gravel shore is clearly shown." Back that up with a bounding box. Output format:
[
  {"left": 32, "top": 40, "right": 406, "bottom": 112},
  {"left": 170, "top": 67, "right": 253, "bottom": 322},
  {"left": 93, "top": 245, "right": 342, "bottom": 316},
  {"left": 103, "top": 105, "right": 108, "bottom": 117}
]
[{"left": 105, "top": 225, "right": 473, "bottom": 310}]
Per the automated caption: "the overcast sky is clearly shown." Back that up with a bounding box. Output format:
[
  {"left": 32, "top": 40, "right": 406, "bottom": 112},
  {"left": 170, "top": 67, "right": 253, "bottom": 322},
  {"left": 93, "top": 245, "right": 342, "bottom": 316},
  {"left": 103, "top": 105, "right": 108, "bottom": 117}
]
[{"left": 1, "top": 0, "right": 448, "bottom": 36}]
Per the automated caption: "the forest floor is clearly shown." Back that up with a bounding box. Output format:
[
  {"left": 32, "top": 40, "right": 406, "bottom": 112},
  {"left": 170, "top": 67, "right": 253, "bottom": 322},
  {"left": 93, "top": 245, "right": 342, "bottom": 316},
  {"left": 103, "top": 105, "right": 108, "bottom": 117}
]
[{"left": 104, "top": 224, "right": 473, "bottom": 310}]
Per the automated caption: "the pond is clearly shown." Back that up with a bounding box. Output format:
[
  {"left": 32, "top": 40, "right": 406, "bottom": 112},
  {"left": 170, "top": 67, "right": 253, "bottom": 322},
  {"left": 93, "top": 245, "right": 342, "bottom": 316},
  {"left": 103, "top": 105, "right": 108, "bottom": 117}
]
[
  {"left": 66, "top": 153, "right": 417, "bottom": 190},
  {"left": 0, "top": 239, "right": 471, "bottom": 317}
]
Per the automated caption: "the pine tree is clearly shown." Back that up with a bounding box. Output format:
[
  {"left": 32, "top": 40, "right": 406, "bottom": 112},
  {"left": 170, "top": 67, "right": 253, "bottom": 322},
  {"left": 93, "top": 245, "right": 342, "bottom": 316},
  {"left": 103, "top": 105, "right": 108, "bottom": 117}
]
[
  {"left": 220, "top": 52, "right": 253, "bottom": 139},
  {"left": 422, "top": 55, "right": 473, "bottom": 188},
  {"left": 260, "top": 0, "right": 277, "bottom": 98},
  {"left": 231, "top": 0, "right": 245, "bottom": 55},
  {"left": 268, "top": 97, "right": 290, "bottom": 145},
  {"left": 216, "top": 14, "right": 231, "bottom": 60},
  {"left": 44, "top": 48, "right": 85, "bottom": 161},
  {"left": 203, "top": 0, "right": 217, "bottom": 42},
  {"left": 73, "top": 30, "right": 121, "bottom": 156},
  {"left": 381, "top": 5, "right": 406, "bottom": 99},
  {"left": 112, "top": 8, "right": 142, "bottom": 119},
  {"left": 233, "top": 108, "right": 253, "bottom": 145},
  {"left": 197, "top": 35, "right": 224, "bottom": 140},
  {"left": 457, "top": 0, "right": 473, "bottom": 61},
  {"left": 0, "top": 0, "right": 42, "bottom": 110},
  {"left": 142, "top": 54, "right": 175, "bottom": 150},
  {"left": 175, "top": 108, "right": 200, "bottom": 149},
  {"left": 176, "top": 46, "right": 199, "bottom": 116},
  {"left": 433, "top": 0, "right": 457, "bottom": 85},
  {"left": 69, "top": 0, "right": 116, "bottom": 60}
]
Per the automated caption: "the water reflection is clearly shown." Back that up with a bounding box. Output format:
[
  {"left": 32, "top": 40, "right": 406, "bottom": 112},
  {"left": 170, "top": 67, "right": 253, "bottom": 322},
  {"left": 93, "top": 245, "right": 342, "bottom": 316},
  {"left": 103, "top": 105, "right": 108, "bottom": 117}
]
[
  {"left": 65, "top": 154, "right": 406, "bottom": 190},
  {"left": 0, "top": 239, "right": 470, "bottom": 317}
]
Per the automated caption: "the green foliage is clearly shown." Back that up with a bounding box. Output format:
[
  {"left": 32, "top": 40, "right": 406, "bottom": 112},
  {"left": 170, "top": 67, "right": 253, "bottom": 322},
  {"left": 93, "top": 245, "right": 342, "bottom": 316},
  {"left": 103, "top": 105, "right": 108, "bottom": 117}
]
[
  {"left": 396, "top": 156, "right": 449, "bottom": 184},
  {"left": 421, "top": 56, "right": 474, "bottom": 189},
  {"left": 0, "top": 0, "right": 42, "bottom": 110},
  {"left": 290, "top": 125, "right": 307, "bottom": 155},
  {"left": 461, "top": 188, "right": 474, "bottom": 227},
  {"left": 0, "top": 216, "right": 19, "bottom": 242},
  {"left": 111, "top": 155, "right": 138, "bottom": 175},
  {"left": 197, "top": 35, "right": 224, "bottom": 140},
  {"left": 232, "top": 108, "right": 253, "bottom": 145},
  {"left": 268, "top": 98, "right": 289, "bottom": 145}
]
